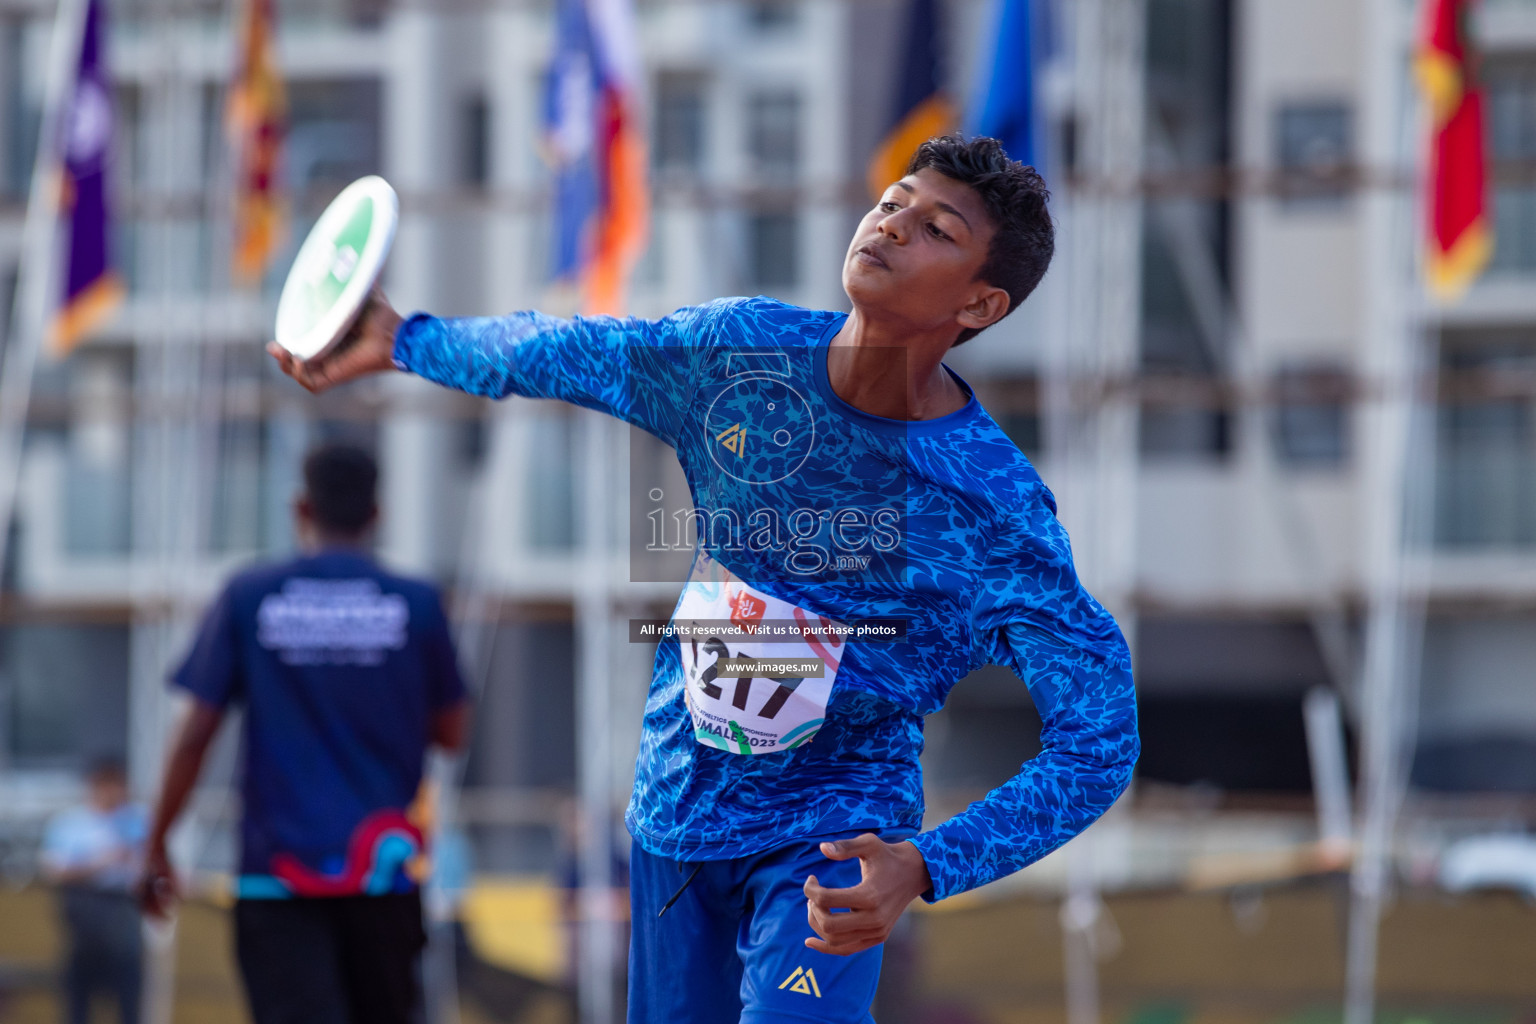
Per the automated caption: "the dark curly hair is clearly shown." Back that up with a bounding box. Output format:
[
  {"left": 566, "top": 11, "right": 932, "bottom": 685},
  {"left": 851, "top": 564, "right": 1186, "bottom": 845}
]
[
  {"left": 905, "top": 135, "right": 1054, "bottom": 345},
  {"left": 303, "top": 443, "right": 378, "bottom": 535}
]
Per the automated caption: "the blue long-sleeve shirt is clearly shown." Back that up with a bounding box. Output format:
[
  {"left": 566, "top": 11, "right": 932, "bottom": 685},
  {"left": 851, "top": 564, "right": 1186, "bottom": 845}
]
[{"left": 393, "top": 296, "right": 1138, "bottom": 901}]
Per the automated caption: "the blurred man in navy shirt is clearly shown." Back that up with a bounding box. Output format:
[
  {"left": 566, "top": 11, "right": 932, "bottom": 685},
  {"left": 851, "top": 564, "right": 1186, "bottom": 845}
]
[{"left": 141, "top": 443, "right": 470, "bottom": 1024}]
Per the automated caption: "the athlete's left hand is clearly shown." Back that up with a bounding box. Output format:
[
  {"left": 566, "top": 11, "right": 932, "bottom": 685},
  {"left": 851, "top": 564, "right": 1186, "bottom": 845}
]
[{"left": 803, "top": 833, "right": 932, "bottom": 956}]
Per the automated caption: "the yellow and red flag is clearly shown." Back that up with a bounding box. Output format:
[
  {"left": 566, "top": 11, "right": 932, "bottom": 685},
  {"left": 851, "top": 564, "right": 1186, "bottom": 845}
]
[
  {"left": 1417, "top": 0, "right": 1492, "bottom": 300},
  {"left": 227, "top": 0, "right": 287, "bottom": 286}
]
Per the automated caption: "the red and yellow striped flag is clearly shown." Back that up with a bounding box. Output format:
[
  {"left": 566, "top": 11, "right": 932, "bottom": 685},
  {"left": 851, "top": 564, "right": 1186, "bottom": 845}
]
[
  {"left": 227, "top": 0, "right": 286, "bottom": 286},
  {"left": 1417, "top": 0, "right": 1492, "bottom": 300}
]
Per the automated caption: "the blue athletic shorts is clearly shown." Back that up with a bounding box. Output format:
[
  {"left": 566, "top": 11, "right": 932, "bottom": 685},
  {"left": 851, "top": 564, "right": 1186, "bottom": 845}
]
[{"left": 628, "top": 832, "right": 884, "bottom": 1024}]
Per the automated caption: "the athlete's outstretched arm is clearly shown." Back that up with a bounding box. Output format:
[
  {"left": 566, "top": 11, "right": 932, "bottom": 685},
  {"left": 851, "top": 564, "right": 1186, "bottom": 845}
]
[
  {"left": 907, "top": 489, "right": 1140, "bottom": 902},
  {"left": 269, "top": 288, "right": 724, "bottom": 447}
]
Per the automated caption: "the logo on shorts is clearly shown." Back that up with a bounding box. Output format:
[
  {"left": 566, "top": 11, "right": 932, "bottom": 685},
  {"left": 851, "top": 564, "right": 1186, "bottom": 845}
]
[{"left": 778, "top": 966, "right": 822, "bottom": 997}]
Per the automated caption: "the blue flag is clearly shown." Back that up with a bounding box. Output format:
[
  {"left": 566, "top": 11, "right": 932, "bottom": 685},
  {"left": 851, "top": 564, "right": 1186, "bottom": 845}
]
[
  {"left": 544, "top": 0, "right": 600, "bottom": 287},
  {"left": 865, "top": 0, "right": 956, "bottom": 199},
  {"left": 543, "top": 0, "right": 647, "bottom": 313},
  {"left": 968, "top": 0, "right": 1048, "bottom": 171}
]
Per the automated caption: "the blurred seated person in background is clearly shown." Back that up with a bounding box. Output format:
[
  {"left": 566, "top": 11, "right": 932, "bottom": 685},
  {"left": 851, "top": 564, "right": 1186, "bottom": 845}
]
[
  {"left": 139, "top": 443, "right": 471, "bottom": 1024},
  {"left": 41, "top": 756, "right": 147, "bottom": 1024}
]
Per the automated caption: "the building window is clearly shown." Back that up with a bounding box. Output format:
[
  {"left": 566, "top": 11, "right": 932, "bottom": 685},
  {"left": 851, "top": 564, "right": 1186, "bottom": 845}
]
[
  {"left": 1, "top": 19, "right": 32, "bottom": 202},
  {"left": 461, "top": 92, "right": 490, "bottom": 188},
  {"left": 208, "top": 419, "right": 267, "bottom": 555},
  {"left": 527, "top": 412, "right": 575, "bottom": 551},
  {"left": 1435, "top": 332, "right": 1536, "bottom": 548},
  {"left": 746, "top": 90, "right": 800, "bottom": 179},
  {"left": 745, "top": 0, "right": 798, "bottom": 31},
  {"left": 457, "top": 410, "right": 489, "bottom": 472},
  {"left": 1273, "top": 362, "right": 1351, "bottom": 468},
  {"left": 998, "top": 412, "right": 1041, "bottom": 462},
  {"left": 267, "top": 78, "right": 383, "bottom": 295},
  {"left": 991, "top": 377, "right": 1042, "bottom": 461},
  {"left": 654, "top": 72, "right": 706, "bottom": 179},
  {"left": 1140, "top": 406, "right": 1232, "bottom": 460},
  {"left": 634, "top": 222, "right": 665, "bottom": 287},
  {"left": 1489, "top": 63, "right": 1536, "bottom": 273},
  {"left": 747, "top": 211, "right": 798, "bottom": 290},
  {"left": 529, "top": 210, "right": 551, "bottom": 287},
  {"left": 286, "top": 78, "right": 384, "bottom": 197},
  {"left": 1134, "top": 618, "right": 1335, "bottom": 793},
  {"left": 1275, "top": 100, "right": 1352, "bottom": 207},
  {"left": 1, "top": 623, "right": 130, "bottom": 769},
  {"left": 1415, "top": 615, "right": 1536, "bottom": 792},
  {"left": 64, "top": 352, "right": 132, "bottom": 557}
]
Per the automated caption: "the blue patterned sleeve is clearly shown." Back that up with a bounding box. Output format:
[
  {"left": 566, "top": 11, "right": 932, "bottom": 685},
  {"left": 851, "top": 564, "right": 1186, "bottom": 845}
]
[
  {"left": 908, "top": 490, "right": 1139, "bottom": 901},
  {"left": 391, "top": 302, "right": 723, "bottom": 446}
]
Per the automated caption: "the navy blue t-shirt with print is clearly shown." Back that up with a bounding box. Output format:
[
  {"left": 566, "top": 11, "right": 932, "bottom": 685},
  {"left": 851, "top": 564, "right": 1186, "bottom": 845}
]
[{"left": 171, "top": 548, "right": 467, "bottom": 899}]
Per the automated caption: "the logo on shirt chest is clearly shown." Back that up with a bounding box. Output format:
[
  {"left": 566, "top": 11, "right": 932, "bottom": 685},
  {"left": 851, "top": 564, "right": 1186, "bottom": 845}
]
[
  {"left": 703, "top": 354, "right": 816, "bottom": 486},
  {"left": 715, "top": 422, "right": 748, "bottom": 457}
]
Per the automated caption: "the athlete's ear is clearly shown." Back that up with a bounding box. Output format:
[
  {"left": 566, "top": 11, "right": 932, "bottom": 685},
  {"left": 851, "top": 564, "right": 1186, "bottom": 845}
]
[{"left": 956, "top": 284, "right": 1009, "bottom": 334}]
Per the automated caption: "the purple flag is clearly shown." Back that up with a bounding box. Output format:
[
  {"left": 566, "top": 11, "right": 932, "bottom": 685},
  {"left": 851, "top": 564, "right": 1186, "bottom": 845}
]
[{"left": 51, "top": 0, "right": 122, "bottom": 356}]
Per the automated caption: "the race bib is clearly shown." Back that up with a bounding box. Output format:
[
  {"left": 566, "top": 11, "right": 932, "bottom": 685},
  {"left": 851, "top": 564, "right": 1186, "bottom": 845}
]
[{"left": 673, "top": 552, "right": 845, "bottom": 755}]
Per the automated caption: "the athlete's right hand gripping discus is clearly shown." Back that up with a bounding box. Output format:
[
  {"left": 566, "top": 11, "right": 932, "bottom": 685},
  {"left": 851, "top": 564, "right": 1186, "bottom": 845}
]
[{"left": 273, "top": 175, "right": 398, "bottom": 363}]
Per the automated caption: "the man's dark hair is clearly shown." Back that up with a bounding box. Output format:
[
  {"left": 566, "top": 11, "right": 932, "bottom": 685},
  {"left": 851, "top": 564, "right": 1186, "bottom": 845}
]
[
  {"left": 303, "top": 443, "right": 378, "bottom": 535},
  {"left": 905, "top": 135, "right": 1054, "bottom": 345}
]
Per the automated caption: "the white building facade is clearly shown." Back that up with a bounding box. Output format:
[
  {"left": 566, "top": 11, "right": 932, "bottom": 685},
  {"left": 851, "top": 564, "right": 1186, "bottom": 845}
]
[{"left": 0, "top": 0, "right": 1531, "bottom": 881}]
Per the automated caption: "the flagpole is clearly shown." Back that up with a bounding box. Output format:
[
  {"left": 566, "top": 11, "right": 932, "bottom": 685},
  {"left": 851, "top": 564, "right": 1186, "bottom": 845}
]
[
  {"left": 0, "top": 0, "right": 91, "bottom": 591},
  {"left": 1345, "top": 0, "right": 1433, "bottom": 1022},
  {"left": 1053, "top": 3, "right": 1144, "bottom": 1023},
  {"left": 575, "top": 409, "right": 619, "bottom": 1024}
]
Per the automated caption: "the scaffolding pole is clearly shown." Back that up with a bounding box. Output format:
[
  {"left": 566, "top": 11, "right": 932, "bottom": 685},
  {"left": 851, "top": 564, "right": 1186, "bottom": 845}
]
[
  {"left": 575, "top": 408, "right": 621, "bottom": 1024},
  {"left": 0, "top": 0, "right": 88, "bottom": 597},
  {"left": 1346, "top": 0, "right": 1431, "bottom": 1021},
  {"left": 1051, "top": 2, "right": 1146, "bottom": 1023},
  {"left": 132, "top": 1, "right": 212, "bottom": 1020}
]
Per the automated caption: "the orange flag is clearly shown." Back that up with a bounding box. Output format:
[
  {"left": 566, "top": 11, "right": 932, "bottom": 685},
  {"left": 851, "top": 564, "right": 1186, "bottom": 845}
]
[
  {"left": 227, "top": 0, "right": 286, "bottom": 286},
  {"left": 866, "top": 0, "right": 956, "bottom": 200},
  {"left": 1417, "top": 0, "right": 1492, "bottom": 300}
]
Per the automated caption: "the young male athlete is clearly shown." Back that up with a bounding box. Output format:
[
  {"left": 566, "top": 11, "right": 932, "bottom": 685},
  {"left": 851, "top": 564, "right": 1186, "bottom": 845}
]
[{"left": 269, "top": 135, "right": 1138, "bottom": 1023}]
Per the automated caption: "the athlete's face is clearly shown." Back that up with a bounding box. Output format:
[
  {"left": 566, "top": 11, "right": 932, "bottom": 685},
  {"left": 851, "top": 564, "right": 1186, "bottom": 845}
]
[{"left": 842, "top": 168, "right": 1009, "bottom": 342}]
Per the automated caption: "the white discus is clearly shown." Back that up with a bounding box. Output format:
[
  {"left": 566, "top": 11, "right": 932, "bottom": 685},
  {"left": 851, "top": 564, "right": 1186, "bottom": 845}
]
[{"left": 273, "top": 175, "right": 398, "bottom": 361}]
